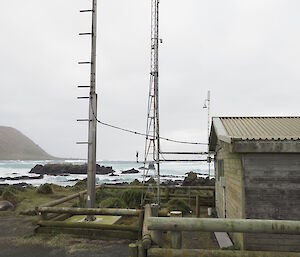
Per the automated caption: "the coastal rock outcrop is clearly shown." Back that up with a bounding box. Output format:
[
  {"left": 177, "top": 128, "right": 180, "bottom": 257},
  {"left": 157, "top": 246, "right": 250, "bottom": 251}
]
[{"left": 29, "top": 164, "right": 115, "bottom": 176}]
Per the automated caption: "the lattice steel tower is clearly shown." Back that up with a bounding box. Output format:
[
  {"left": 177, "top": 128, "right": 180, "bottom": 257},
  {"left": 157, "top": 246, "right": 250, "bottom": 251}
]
[{"left": 142, "top": 0, "right": 161, "bottom": 205}]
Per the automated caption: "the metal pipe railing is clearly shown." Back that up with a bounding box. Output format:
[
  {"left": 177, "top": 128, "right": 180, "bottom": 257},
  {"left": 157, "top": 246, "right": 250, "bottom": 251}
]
[
  {"left": 37, "top": 206, "right": 141, "bottom": 216},
  {"left": 147, "top": 217, "right": 300, "bottom": 235},
  {"left": 148, "top": 248, "right": 300, "bottom": 257}
]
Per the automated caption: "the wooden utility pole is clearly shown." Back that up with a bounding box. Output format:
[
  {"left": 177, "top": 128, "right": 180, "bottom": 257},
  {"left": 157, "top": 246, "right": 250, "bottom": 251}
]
[{"left": 86, "top": 0, "right": 98, "bottom": 220}]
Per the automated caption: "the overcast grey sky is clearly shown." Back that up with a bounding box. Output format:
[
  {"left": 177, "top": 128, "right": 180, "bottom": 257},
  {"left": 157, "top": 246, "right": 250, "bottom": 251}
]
[{"left": 0, "top": 0, "right": 299, "bottom": 160}]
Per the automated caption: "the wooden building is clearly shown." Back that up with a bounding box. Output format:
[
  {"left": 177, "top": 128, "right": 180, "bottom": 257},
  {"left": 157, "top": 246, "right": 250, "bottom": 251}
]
[{"left": 209, "top": 117, "right": 300, "bottom": 251}]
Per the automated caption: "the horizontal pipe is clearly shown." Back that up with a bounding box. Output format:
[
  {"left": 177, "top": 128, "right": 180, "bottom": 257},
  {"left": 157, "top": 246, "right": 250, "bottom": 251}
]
[
  {"left": 41, "top": 186, "right": 102, "bottom": 207},
  {"left": 148, "top": 248, "right": 300, "bottom": 257},
  {"left": 160, "top": 152, "right": 208, "bottom": 155},
  {"left": 37, "top": 207, "right": 141, "bottom": 216},
  {"left": 168, "top": 194, "right": 212, "bottom": 198},
  {"left": 160, "top": 159, "right": 208, "bottom": 162},
  {"left": 41, "top": 191, "right": 86, "bottom": 207},
  {"left": 101, "top": 185, "right": 215, "bottom": 190},
  {"left": 38, "top": 220, "right": 139, "bottom": 232},
  {"left": 147, "top": 217, "right": 300, "bottom": 235}
]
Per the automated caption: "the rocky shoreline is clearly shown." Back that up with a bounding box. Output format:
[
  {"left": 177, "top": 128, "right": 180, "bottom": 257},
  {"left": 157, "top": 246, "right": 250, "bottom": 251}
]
[
  {"left": 0, "top": 174, "right": 44, "bottom": 181},
  {"left": 0, "top": 163, "right": 215, "bottom": 188}
]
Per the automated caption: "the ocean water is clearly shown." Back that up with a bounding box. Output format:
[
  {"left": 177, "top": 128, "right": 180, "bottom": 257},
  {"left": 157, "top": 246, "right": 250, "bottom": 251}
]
[{"left": 0, "top": 160, "right": 214, "bottom": 187}]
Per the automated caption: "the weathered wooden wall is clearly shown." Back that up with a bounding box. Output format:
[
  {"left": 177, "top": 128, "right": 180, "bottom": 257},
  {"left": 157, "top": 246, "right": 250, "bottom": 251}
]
[
  {"left": 243, "top": 153, "right": 300, "bottom": 251},
  {"left": 215, "top": 141, "right": 245, "bottom": 249}
]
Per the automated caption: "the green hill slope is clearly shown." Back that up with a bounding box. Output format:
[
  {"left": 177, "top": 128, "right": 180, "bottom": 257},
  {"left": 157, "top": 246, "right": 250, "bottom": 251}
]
[{"left": 0, "top": 126, "right": 55, "bottom": 160}]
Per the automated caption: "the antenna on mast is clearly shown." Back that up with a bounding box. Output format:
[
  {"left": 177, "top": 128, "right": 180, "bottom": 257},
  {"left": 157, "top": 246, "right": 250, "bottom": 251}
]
[
  {"left": 141, "top": 0, "right": 161, "bottom": 206},
  {"left": 203, "top": 90, "right": 211, "bottom": 178}
]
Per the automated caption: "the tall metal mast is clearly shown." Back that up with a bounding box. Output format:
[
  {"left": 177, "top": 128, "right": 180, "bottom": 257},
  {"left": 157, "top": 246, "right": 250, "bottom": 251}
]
[
  {"left": 142, "top": 0, "right": 161, "bottom": 205},
  {"left": 78, "top": 0, "right": 98, "bottom": 220}
]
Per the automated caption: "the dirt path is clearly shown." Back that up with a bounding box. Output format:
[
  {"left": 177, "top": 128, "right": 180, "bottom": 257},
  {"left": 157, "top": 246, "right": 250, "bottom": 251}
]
[{"left": 0, "top": 214, "right": 131, "bottom": 257}]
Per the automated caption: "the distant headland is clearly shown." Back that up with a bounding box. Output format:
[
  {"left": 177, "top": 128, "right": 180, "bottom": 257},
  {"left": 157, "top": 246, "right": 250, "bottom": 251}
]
[{"left": 0, "top": 126, "right": 56, "bottom": 160}]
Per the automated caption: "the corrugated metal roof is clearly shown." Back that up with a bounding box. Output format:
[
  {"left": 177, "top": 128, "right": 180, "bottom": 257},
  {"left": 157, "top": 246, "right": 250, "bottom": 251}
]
[{"left": 219, "top": 117, "right": 300, "bottom": 141}]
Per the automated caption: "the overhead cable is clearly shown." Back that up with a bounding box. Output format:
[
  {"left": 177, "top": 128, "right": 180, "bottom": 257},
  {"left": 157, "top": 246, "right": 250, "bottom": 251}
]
[{"left": 87, "top": 100, "right": 207, "bottom": 145}]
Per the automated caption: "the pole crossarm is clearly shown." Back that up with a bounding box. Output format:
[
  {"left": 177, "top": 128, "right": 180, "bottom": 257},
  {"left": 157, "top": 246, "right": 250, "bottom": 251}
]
[{"left": 147, "top": 217, "right": 300, "bottom": 235}]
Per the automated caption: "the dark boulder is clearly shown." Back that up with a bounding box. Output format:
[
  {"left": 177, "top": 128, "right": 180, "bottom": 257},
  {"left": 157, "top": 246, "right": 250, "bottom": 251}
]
[
  {"left": 162, "top": 180, "right": 179, "bottom": 186},
  {"left": 121, "top": 168, "right": 140, "bottom": 174},
  {"left": 0, "top": 200, "right": 14, "bottom": 211}
]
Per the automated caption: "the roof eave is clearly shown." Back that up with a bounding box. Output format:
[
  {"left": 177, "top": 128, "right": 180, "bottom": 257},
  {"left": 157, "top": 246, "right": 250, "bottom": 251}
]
[
  {"left": 232, "top": 139, "right": 300, "bottom": 153},
  {"left": 209, "top": 117, "right": 232, "bottom": 151}
]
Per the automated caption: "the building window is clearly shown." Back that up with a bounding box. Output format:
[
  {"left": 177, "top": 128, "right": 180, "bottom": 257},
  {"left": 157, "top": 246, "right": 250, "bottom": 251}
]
[{"left": 217, "top": 160, "right": 224, "bottom": 179}]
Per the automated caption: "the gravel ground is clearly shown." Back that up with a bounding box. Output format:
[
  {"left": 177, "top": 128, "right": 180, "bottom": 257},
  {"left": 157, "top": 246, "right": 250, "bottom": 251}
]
[{"left": 0, "top": 214, "right": 131, "bottom": 257}]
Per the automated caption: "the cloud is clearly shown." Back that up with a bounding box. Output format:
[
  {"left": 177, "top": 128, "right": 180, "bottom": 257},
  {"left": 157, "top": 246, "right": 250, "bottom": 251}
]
[{"left": 0, "top": 0, "right": 299, "bottom": 160}]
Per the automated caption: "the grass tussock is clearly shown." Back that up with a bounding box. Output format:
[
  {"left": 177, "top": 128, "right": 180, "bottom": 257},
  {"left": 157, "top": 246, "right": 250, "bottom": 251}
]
[
  {"left": 167, "top": 198, "right": 191, "bottom": 215},
  {"left": 37, "top": 184, "right": 53, "bottom": 194},
  {"left": 99, "top": 197, "right": 127, "bottom": 208},
  {"left": 120, "top": 189, "right": 142, "bottom": 209}
]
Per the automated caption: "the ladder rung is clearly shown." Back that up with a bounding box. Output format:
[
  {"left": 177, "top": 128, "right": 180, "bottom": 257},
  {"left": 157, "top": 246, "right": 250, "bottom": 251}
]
[
  {"left": 77, "top": 96, "right": 89, "bottom": 99},
  {"left": 78, "top": 62, "right": 91, "bottom": 64},
  {"left": 80, "top": 10, "right": 93, "bottom": 12},
  {"left": 79, "top": 33, "right": 92, "bottom": 36}
]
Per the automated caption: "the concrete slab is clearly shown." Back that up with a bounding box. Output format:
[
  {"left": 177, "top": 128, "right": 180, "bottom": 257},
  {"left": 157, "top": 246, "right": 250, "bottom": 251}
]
[
  {"left": 214, "top": 232, "right": 233, "bottom": 249},
  {"left": 65, "top": 215, "right": 122, "bottom": 225}
]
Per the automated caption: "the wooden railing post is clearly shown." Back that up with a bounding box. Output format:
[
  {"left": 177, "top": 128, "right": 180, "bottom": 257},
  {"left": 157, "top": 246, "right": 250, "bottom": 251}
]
[
  {"left": 128, "top": 243, "right": 138, "bottom": 257},
  {"left": 78, "top": 193, "right": 85, "bottom": 207},
  {"left": 151, "top": 204, "right": 162, "bottom": 247},
  {"left": 165, "top": 188, "right": 170, "bottom": 201},
  {"left": 170, "top": 211, "right": 182, "bottom": 249},
  {"left": 196, "top": 195, "right": 200, "bottom": 218},
  {"left": 142, "top": 204, "right": 153, "bottom": 250}
]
